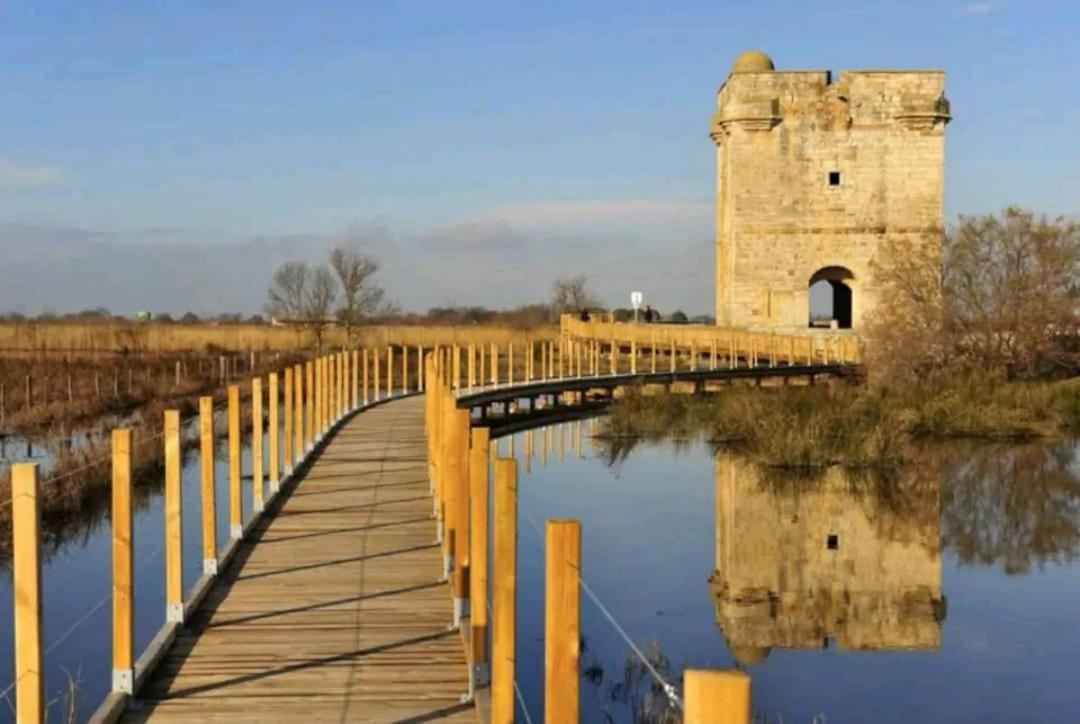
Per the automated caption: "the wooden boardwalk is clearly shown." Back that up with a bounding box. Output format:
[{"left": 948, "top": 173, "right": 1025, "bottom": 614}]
[{"left": 124, "top": 396, "right": 474, "bottom": 723}]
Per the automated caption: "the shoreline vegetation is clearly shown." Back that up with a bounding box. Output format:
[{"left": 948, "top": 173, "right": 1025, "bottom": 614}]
[{"left": 600, "top": 377, "right": 1080, "bottom": 471}]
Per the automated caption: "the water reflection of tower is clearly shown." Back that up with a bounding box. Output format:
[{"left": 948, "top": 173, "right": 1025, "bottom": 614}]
[{"left": 710, "top": 455, "right": 945, "bottom": 666}]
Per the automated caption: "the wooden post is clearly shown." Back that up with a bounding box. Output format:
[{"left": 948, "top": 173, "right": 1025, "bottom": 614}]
[
  {"left": 468, "top": 344, "right": 476, "bottom": 391},
  {"left": 630, "top": 339, "right": 637, "bottom": 374},
  {"left": 283, "top": 368, "right": 293, "bottom": 475},
  {"left": 164, "top": 409, "right": 183, "bottom": 623},
  {"left": 684, "top": 670, "right": 751, "bottom": 724},
  {"left": 269, "top": 372, "right": 279, "bottom": 493},
  {"left": 362, "top": 348, "right": 370, "bottom": 404},
  {"left": 229, "top": 385, "right": 242, "bottom": 539},
  {"left": 252, "top": 378, "right": 264, "bottom": 512},
  {"left": 508, "top": 342, "right": 514, "bottom": 386},
  {"left": 545, "top": 519, "right": 581, "bottom": 724},
  {"left": 295, "top": 365, "right": 304, "bottom": 462},
  {"left": 401, "top": 344, "right": 408, "bottom": 393},
  {"left": 199, "top": 397, "right": 217, "bottom": 575},
  {"left": 12, "top": 463, "right": 43, "bottom": 722},
  {"left": 388, "top": 345, "right": 395, "bottom": 396},
  {"left": 492, "top": 458, "right": 517, "bottom": 724},
  {"left": 352, "top": 349, "right": 360, "bottom": 406},
  {"left": 492, "top": 343, "right": 499, "bottom": 386},
  {"left": 670, "top": 337, "right": 676, "bottom": 373},
  {"left": 469, "top": 427, "right": 491, "bottom": 686},
  {"left": 111, "top": 430, "right": 134, "bottom": 694},
  {"left": 303, "top": 361, "right": 313, "bottom": 449},
  {"left": 374, "top": 348, "right": 381, "bottom": 400}
]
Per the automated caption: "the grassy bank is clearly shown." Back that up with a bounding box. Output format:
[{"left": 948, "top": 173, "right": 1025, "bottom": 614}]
[{"left": 602, "top": 377, "right": 1080, "bottom": 470}]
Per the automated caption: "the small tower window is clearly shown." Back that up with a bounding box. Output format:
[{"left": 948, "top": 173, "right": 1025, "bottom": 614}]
[
  {"left": 826, "top": 534, "right": 839, "bottom": 550},
  {"left": 828, "top": 171, "right": 841, "bottom": 186}
]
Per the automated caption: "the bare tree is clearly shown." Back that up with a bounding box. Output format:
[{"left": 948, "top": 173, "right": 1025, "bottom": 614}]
[
  {"left": 329, "top": 245, "right": 387, "bottom": 342},
  {"left": 265, "top": 261, "right": 310, "bottom": 321},
  {"left": 551, "top": 275, "right": 598, "bottom": 315},
  {"left": 304, "top": 265, "right": 338, "bottom": 349},
  {"left": 866, "top": 206, "right": 1080, "bottom": 383}
]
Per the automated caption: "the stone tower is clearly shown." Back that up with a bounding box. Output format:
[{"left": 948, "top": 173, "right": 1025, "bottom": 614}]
[{"left": 710, "top": 50, "right": 950, "bottom": 330}]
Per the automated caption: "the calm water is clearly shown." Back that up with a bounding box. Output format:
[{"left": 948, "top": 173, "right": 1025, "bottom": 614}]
[
  {"left": 1, "top": 416, "right": 1079, "bottom": 722},
  {"left": 505, "top": 422, "right": 1080, "bottom": 723}
]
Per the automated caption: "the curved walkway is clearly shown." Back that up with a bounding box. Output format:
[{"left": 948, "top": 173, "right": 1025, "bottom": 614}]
[{"left": 124, "top": 396, "right": 472, "bottom": 723}]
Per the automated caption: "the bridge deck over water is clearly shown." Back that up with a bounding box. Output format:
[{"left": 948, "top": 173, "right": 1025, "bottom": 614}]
[{"left": 124, "top": 396, "right": 473, "bottom": 722}]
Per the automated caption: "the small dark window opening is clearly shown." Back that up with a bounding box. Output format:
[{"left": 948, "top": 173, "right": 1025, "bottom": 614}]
[
  {"left": 828, "top": 171, "right": 841, "bottom": 186},
  {"left": 826, "top": 534, "right": 839, "bottom": 550}
]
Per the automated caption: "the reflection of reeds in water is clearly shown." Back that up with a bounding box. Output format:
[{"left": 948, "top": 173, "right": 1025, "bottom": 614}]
[
  {"left": 581, "top": 637, "right": 680, "bottom": 724},
  {"left": 0, "top": 394, "right": 259, "bottom": 565}
]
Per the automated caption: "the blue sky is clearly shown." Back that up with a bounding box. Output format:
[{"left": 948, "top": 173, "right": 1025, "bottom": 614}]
[{"left": 0, "top": 0, "right": 1076, "bottom": 314}]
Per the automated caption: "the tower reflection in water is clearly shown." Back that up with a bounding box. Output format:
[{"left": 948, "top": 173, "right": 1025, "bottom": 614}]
[{"left": 710, "top": 455, "right": 946, "bottom": 666}]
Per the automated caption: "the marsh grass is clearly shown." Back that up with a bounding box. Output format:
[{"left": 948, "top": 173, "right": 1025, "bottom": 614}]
[{"left": 602, "top": 376, "right": 1080, "bottom": 470}]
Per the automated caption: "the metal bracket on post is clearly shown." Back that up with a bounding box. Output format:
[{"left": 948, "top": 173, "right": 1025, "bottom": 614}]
[
  {"left": 203, "top": 558, "right": 218, "bottom": 576},
  {"left": 453, "top": 597, "right": 467, "bottom": 629},
  {"left": 443, "top": 553, "right": 453, "bottom": 582},
  {"left": 472, "top": 662, "right": 491, "bottom": 689},
  {"left": 230, "top": 523, "right": 243, "bottom": 540},
  {"left": 166, "top": 602, "right": 184, "bottom": 625},
  {"left": 112, "top": 668, "right": 134, "bottom": 695}
]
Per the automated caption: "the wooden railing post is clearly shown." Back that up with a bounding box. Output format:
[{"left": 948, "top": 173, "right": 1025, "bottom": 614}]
[
  {"left": 293, "top": 364, "right": 304, "bottom": 462},
  {"left": 684, "top": 670, "right": 751, "bottom": 724},
  {"left": 269, "top": 373, "right": 280, "bottom": 493},
  {"left": 12, "top": 462, "right": 43, "bottom": 722},
  {"left": 111, "top": 430, "right": 134, "bottom": 694},
  {"left": 164, "top": 409, "right": 184, "bottom": 623},
  {"left": 492, "top": 457, "right": 517, "bottom": 724},
  {"left": 352, "top": 349, "right": 360, "bottom": 405},
  {"left": 228, "top": 385, "right": 242, "bottom": 539},
  {"left": 545, "top": 519, "right": 581, "bottom": 724},
  {"left": 388, "top": 345, "right": 395, "bottom": 396},
  {"left": 305, "top": 361, "right": 314, "bottom": 450},
  {"left": 469, "top": 427, "right": 491, "bottom": 688},
  {"left": 283, "top": 369, "right": 293, "bottom": 476},
  {"left": 252, "top": 378, "right": 264, "bottom": 512},
  {"left": 374, "top": 348, "right": 381, "bottom": 401},
  {"left": 507, "top": 343, "right": 514, "bottom": 387},
  {"left": 492, "top": 343, "right": 499, "bottom": 386},
  {"left": 199, "top": 398, "right": 217, "bottom": 575}
]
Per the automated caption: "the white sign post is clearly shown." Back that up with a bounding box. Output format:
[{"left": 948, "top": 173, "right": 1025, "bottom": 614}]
[{"left": 631, "top": 291, "right": 643, "bottom": 322}]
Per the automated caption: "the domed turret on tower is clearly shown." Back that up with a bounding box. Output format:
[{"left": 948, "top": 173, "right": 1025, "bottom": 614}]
[{"left": 731, "top": 49, "right": 774, "bottom": 73}]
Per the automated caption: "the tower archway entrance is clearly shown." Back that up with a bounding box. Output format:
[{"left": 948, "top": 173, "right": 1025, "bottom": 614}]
[{"left": 808, "top": 267, "right": 854, "bottom": 329}]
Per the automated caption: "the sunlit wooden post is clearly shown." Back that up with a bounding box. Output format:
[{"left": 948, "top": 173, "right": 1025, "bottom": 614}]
[
  {"left": 492, "top": 457, "right": 518, "bottom": 724},
  {"left": 197, "top": 398, "right": 218, "bottom": 578},
  {"left": 545, "top": 519, "right": 581, "bottom": 724},
  {"left": 164, "top": 409, "right": 184, "bottom": 623},
  {"left": 469, "top": 427, "right": 491, "bottom": 687},
  {"left": 729, "top": 332, "right": 736, "bottom": 369},
  {"left": 294, "top": 364, "right": 305, "bottom": 461},
  {"left": 684, "top": 670, "right": 751, "bottom": 724},
  {"left": 691, "top": 340, "right": 697, "bottom": 371},
  {"left": 352, "top": 349, "right": 360, "bottom": 405},
  {"left": 630, "top": 339, "right": 637, "bottom": 374},
  {"left": 228, "top": 384, "right": 242, "bottom": 539},
  {"left": 448, "top": 407, "right": 471, "bottom": 625},
  {"left": 283, "top": 369, "right": 293, "bottom": 476},
  {"left": 610, "top": 337, "right": 617, "bottom": 374},
  {"left": 362, "top": 348, "right": 369, "bottom": 404},
  {"left": 388, "top": 345, "right": 395, "bottom": 396},
  {"left": 467, "top": 343, "right": 475, "bottom": 391},
  {"left": 711, "top": 337, "right": 718, "bottom": 370},
  {"left": 269, "top": 372, "right": 280, "bottom": 493},
  {"left": 508, "top": 342, "right": 514, "bottom": 386},
  {"left": 651, "top": 332, "right": 657, "bottom": 373},
  {"left": 401, "top": 344, "right": 408, "bottom": 394},
  {"left": 492, "top": 343, "right": 499, "bottom": 386},
  {"left": 252, "top": 378, "right": 264, "bottom": 512},
  {"left": 373, "top": 348, "right": 381, "bottom": 401},
  {"left": 305, "top": 361, "right": 314, "bottom": 449},
  {"left": 12, "top": 463, "right": 43, "bottom": 722},
  {"left": 110, "top": 430, "right": 134, "bottom": 695}
]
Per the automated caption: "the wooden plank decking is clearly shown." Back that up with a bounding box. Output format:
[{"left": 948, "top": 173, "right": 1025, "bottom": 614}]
[{"left": 124, "top": 396, "right": 473, "bottom": 723}]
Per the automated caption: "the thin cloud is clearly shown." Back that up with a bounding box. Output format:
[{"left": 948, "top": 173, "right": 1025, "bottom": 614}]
[
  {"left": 0, "top": 157, "right": 70, "bottom": 190},
  {"left": 963, "top": 1, "right": 1004, "bottom": 15},
  {"left": 466, "top": 198, "right": 712, "bottom": 232}
]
